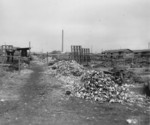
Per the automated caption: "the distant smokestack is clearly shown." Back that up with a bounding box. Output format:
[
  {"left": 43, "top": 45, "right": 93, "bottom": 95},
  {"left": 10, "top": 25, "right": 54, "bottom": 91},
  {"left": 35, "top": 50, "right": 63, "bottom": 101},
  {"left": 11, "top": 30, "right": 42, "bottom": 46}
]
[
  {"left": 29, "top": 41, "right": 31, "bottom": 56},
  {"left": 148, "top": 42, "right": 150, "bottom": 49},
  {"left": 62, "top": 30, "right": 64, "bottom": 52}
]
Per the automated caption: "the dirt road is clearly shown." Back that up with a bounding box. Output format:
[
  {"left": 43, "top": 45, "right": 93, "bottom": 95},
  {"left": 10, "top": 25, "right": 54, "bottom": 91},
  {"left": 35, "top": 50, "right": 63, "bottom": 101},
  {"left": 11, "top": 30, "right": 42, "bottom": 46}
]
[{"left": 0, "top": 62, "right": 149, "bottom": 125}]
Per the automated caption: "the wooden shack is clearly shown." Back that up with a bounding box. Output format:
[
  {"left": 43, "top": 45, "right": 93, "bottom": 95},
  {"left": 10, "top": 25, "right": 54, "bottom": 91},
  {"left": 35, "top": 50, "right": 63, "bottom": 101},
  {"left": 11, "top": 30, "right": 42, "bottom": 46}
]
[{"left": 16, "top": 47, "right": 31, "bottom": 57}]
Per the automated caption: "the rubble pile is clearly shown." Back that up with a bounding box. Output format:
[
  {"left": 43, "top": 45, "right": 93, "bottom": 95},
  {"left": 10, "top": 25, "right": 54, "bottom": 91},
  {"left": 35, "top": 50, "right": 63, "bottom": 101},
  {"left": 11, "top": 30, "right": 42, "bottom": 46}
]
[
  {"left": 58, "top": 75, "right": 81, "bottom": 92},
  {"left": 124, "top": 71, "right": 143, "bottom": 84},
  {"left": 75, "top": 70, "right": 130, "bottom": 103},
  {"left": 74, "top": 70, "right": 149, "bottom": 104},
  {"left": 42, "top": 57, "right": 56, "bottom": 64},
  {"left": 21, "top": 62, "right": 29, "bottom": 68},
  {"left": 0, "top": 67, "right": 6, "bottom": 77},
  {"left": 48, "top": 60, "right": 84, "bottom": 77},
  {"left": 110, "top": 68, "right": 144, "bottom": 84},
  {"left": 97, "top": 61, "right": 112, "bottom": 68},
  {"left": 44, "top": 60, "right": 149, "bottom": 104}
]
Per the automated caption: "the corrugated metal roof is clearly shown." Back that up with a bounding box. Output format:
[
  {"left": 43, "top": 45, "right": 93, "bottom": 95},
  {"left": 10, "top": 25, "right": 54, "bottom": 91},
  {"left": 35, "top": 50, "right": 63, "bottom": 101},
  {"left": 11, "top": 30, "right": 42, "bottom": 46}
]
[
  {"left": 16, "top": 47, "right": 31, "bottom": 50},
  {"left": 133, "top": 49, "right": 150, "bottom": 53}
]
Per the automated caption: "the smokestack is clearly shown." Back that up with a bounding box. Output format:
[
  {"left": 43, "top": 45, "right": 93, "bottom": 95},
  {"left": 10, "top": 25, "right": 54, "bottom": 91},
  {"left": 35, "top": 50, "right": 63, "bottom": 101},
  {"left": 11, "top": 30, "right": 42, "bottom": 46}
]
[
  {"left": 148, "top": 42, "right": 150, "bottom": 49},
  {"left": 29, "top": 41, "right": 31, "bottom": 56},
  {"left": 62, "top": 30, "right": 64, "bottom": 52}
]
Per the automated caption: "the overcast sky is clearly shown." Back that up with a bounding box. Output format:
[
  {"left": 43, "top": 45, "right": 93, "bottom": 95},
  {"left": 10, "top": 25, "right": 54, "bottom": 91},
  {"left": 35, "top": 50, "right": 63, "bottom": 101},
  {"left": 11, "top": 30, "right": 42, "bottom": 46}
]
[{"left": 0, "top": 0, "right": 150, "bottom": 52}]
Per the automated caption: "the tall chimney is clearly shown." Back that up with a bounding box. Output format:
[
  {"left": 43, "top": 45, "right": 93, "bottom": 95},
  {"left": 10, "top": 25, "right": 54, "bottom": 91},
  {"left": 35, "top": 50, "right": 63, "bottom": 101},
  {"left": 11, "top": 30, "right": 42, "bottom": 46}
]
[
  {"left": 62, "top": 30, "right": 64, "bottom": 52},
  {"left": 29, "top": 41, "right": 31, "bottom": 57}
]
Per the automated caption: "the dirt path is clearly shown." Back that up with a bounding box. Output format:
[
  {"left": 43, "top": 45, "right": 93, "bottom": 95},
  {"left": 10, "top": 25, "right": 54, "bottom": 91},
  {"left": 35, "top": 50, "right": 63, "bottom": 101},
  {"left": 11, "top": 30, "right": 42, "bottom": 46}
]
[{"left": 0, "top": 62, "right": 149, "bottom": 125}]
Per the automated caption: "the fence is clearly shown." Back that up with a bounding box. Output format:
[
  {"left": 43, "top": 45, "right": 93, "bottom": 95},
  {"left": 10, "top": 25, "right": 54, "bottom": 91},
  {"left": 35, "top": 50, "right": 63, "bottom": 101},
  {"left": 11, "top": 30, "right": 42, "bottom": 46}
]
[
  {"left": 0, "top": 54, "right": 30, "bottom": 74},
  {"left": 39, "top": 46, "right": 91, "bottom": 65}
]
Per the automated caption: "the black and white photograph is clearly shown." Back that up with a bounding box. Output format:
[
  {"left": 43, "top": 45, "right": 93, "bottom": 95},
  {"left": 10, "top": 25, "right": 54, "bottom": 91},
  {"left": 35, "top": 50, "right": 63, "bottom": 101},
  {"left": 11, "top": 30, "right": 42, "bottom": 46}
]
[{"left": 0, "top": 0, "right": 150, "bottom": 124}]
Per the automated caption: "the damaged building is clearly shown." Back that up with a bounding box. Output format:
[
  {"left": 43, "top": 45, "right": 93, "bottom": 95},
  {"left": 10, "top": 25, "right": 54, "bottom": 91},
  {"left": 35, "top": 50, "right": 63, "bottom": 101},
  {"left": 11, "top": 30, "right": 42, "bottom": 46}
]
[{"left": 0, "top": 45, "right": 31, "bottom": 63}]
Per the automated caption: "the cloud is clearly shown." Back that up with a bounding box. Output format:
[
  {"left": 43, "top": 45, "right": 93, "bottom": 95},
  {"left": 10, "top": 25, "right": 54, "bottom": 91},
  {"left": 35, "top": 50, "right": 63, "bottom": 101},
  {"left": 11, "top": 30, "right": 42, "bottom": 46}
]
[{"left": 0, "top": 0, "right": 149, "bottom": 52}]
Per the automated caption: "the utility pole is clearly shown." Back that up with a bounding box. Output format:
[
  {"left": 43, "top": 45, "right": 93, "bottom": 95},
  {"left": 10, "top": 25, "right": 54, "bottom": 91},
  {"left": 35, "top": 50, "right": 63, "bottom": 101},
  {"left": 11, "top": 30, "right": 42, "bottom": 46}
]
[
  {"left": 29, "top": 41, "right": 31, "bottom": 68},
  {"left": 29, "top": 41, "right": 31, "bottom": 56},
  {"left": 148, "top": 42, "right": 150, "bottom": 71}
]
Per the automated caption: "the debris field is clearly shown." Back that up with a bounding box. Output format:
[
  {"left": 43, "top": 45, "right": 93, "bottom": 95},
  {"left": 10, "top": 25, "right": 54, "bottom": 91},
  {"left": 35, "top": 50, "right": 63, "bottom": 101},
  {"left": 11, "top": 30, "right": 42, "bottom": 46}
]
[{"left": 44, "top": 60, "right": 150, "bottom": 106}]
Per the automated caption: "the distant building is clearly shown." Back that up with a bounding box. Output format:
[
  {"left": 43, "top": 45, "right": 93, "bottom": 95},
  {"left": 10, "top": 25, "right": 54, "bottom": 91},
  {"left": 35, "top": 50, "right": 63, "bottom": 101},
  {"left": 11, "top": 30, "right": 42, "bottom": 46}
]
[
  {"left": 102, "top": 49, "right": 133, "bottom": 59},
  {"left": 133, "top": 49, "right": 150, "bottom": 58},
  {"left": 0, "top": 45, "right": 13, "bottom": 55},
  {"left": 0, "top": 45, "right": 31, "bottom": 63},
  {"left": 0, "top": 45, "right": 31, "bottom": 57}
]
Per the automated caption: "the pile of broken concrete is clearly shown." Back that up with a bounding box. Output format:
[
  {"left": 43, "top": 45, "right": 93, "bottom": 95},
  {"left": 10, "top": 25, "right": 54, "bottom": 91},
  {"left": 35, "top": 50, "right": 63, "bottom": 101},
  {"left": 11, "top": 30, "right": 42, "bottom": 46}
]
[
  {"left": 75, "top": 70, "right": 129, "bottom": 103},
  {"left": 44, "top": 60, "right": 149, "bottom": 105},
  {"left": 47, "top": 60, "right": 84, "bottom": 77},
  {"left": 74, "top": 70, "right": 149, "bottom": 105},
  {"left": 110, "top": 67, "right": 144, "bottom": 85}
]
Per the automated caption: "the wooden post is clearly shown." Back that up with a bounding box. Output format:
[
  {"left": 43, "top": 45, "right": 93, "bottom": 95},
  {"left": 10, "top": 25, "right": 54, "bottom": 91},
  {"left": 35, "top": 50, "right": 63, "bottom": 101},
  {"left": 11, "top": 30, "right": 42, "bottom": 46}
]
[
  {"left": 28, "top": 56, "right": 30, "bottom": 69},
  {"left": 47, "top": 52, "right": 48, "bottom": 65},
  {"left": 124, "top": 58, "right": 125, "bottom": 66},
  {"left": 28, "top": 41, "right": 31, "bottom": 68},
  {"left": 18, "top": 51, "right": 21, "bottom": 74},
  {"left": 18, "top": 56, "right": 21, "bottom": 74},
  {"left": 86, "top": 54, "right": 88, "bottom": 65}
]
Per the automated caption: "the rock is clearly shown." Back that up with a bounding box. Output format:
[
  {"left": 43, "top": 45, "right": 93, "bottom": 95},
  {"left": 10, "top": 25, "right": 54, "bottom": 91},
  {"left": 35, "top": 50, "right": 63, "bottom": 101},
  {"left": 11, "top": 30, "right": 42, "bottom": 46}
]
[
  {"left": 126, "top": 119, "right": 138, "bottom": 124},
  {"left": 0, "top": 99, "right": 5, "bottom": 102},
  {"left": 65, "top": 91, "right": 71, "bottom": 95}
]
